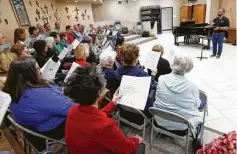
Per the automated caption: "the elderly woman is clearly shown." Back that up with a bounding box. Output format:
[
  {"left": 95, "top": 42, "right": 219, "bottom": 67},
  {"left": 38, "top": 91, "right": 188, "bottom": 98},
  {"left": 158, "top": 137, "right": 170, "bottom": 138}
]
[
  {"left": 99, "top": 50, "right": 119, "bottom": 94},
  {"left": 10, "top": 44, "right": 31, "bottom": 57},
  {"left": 75, "top": 44, "right": 90, "bottom": 66},
  {"left": 147, "top": 44, "right": 172, "bottom": 81},
  {"left": 154, "top": 52, "right": 202, "bottom": 136},
  {"left": 64, "top": 66, "right": 145, "bottom": 154},
  {"left": 0, "top": 51, "right": 17, "bottom": 90}
]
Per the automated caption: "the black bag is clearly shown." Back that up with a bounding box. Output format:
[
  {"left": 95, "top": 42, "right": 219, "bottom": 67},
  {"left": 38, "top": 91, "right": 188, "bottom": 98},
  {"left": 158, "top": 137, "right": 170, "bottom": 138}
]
[
  {"left": 142, "top": 31, "right": 150, "bottom": 37},
  {"left": 192, "top": 123, "right": 204, "bottom": 153},
  {"left": 122, "top": 27, "right": 128, "bottom": 34}
]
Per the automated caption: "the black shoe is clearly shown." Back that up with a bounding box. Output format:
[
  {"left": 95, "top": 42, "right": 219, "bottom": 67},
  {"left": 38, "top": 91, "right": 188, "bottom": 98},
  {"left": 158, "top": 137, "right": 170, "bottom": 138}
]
[
  {"left": 216, "top": 55, "right": 221, "bottom": 59},
  {"left": 210, "top": 54, "right": 216, "bottom": 58}
]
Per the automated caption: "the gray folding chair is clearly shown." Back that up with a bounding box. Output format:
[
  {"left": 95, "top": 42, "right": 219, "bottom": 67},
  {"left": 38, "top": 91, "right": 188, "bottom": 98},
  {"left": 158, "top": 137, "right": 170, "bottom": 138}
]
[
  {"left": 149, "top": 107, "right": 192, "bottom": 154},
  {"left": 199, "top": 90, "right": 208, "bottom": 123},
  {"left": 116, "top": 104, "right": 152, "bottom": 138},
  {"left": 7, "top": 115, "right": 66, "bottom": 154}
]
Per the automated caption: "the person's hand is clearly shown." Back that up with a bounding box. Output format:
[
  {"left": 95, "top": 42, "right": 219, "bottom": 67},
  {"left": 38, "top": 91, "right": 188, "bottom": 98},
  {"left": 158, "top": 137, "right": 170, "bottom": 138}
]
[
  {"left": 134, "top": 135, "right": 145, "bottom": 144},
  {"left": 112, "top": 88, "right": 122, "bottom": 105},
  {"left": 214, "top": 27, "right": 220, "bottom": 30}
]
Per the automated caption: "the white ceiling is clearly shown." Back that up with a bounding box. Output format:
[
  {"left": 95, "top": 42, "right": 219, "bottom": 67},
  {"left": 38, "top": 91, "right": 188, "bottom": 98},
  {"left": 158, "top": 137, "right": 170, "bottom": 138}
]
[{"left": 56, "top": 0, "right": 103, "bottom": 5}]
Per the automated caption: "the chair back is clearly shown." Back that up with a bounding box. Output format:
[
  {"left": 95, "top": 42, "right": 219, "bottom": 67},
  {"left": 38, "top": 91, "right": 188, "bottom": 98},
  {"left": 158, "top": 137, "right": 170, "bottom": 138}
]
[
  {"left": 199, "top": 90, "right": 207, "bottom": 100},
  {"left": 149, "top": 107, "right": 191, "bottom": 127},
  {"left": 118, "top": 104, "right": 149, "bottom": 120}
]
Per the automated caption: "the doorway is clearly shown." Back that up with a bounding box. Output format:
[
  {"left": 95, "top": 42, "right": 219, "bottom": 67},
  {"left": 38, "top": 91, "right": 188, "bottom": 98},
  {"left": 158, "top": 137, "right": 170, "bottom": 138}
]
[{"left": 161, "top": 7, "right": 173, "bottom": 31}]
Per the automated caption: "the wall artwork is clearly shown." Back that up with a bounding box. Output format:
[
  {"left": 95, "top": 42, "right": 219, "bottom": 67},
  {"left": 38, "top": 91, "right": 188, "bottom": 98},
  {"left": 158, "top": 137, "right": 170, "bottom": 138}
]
[
  {"left": 10, "top": 0, "right": 31, "bottom": 27},
  {"left": 75, "top": 15, "right": 79, "bottom": 21},
  {"left": 36, "top": 0, "right": 39, "bottom": 7},
  {"left": 65, "top": 7, "right": 69, "bottom": 13},
  {"left": 81, "top": 12, "right": 86, "bottom": 20},
  {"left": 29, "top": 0, "right": 32, "bottom": 6}
]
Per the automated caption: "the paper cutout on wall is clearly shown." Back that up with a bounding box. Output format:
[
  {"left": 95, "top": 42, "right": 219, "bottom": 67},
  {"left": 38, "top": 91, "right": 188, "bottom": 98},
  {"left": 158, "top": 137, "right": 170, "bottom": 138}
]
[
  {"left": 35, "top": 17, "right": 38, "bottom": 22},
  {"left": 75, "top": 7, "right": 79, "bottom": 15},
  {"left": 84, "top": 9, "right": 87, "bottom": 14},
  {"left": 4, "top": 19, "right": 8, "bottom": 25},
  {"left": 67, "top": 15, "right": 71, "bottom": 20},
  {"left": 36, "top": 0, "right": 39, "bottom": 7},
  {"left": 42, "top": 10, "right": 46, "bottom": 16},
  {"left": 44, "top": 5, "right": 48, "bottom": 14},
  {"left": 0, "top": 12, "right": 2, "bottom": 24},
  {"left": 36, "top": 9, "right": 41, "bottom": 19},
  {"left": 75, "top": 15, "right": 79, "bottom": 21},
  {"left": 45, "top": 17, "right": 49, "bottom": 23},
  {"left": 51, "top": 3, "right": 54, "bottom": 10},
  {"left": 81, "top": 12, "right": 85, "bottom": 20},
  {"left": 29, "top": 1, "right": 32, "bottom": 6},
  {"left": 65, "top": 7, "right": 69, "bottom": 13},
  {"left": 42, "top": 16, "right": 45, "bottom": 24},
  {"left": 87, "top": 15, "right": 90, "bottom": 20}
]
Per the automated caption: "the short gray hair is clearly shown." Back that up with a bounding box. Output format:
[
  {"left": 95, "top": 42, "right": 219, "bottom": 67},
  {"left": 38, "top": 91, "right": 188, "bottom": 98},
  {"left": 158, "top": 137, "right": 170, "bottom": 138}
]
[
  {"left": 171, "top": 53, "right": 193, "bottom": 75},
  {"left": 44, "top": 37, "right": 54, "bottom": 47},
  {"left": 99, "top": 51, "right": 117, "bottom": 66}
]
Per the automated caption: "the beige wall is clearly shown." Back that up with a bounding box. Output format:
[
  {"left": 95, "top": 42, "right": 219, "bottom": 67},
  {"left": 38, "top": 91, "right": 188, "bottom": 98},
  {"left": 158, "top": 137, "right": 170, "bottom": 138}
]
[
  {"left": 220, "top": 0, "right": 236, "bottom": 28},
  {"left": 184, "top": 0, "right": 207, "bottom": 5},
  {"left": 0, "top": 0, "right": 94, "bottom": 42},
  {"left": 92, "top": 0, "right": 185, "bottom": 27}
]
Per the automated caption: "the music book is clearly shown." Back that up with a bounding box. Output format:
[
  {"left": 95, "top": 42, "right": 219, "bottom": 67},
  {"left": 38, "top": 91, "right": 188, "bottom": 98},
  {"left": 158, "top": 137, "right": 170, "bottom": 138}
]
[
  {"left": 0, "top": 43, "right": 11, "bottom": 52},
  {"left": 36, "top": 34, "right": 46, "bottom": 40},
  {"left": 118, "top": 76, "right": 151, "bottom": 110},
  {"left": 40, "top": 58, "right": 61, "bottom": 81},
  {"left": 24, "top": 38, "right": 32, "bottom": 47},
  {"left": 58, "top": 47, "right": 69, "bottom": 60},
  {"left": 102, "top": 37, "right": 107, "bottom": 46},
  {"left": 112, "top": 31, "right": 118, "bottom": 36},
  {"left": 64, "top": 62, "right": 81, "bottom": 82},
  {"left": 144, "top": 51, "right": 161, "bottom": 71},
  {"left": 0, "top": 91, "right": 11, "bottom": 126},
  {"left": 106, "top": 30, "right": 111, "bottom": 35},
  {"left": 71, "top": 39, "right": 80, "bottom": 49}
]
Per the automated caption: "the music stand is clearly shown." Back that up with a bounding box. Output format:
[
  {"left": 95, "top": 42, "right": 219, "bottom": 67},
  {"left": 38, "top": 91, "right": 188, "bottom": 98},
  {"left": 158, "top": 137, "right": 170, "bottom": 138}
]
[{"left": 197, "top": 35, "right": 208, "bottom": 61}]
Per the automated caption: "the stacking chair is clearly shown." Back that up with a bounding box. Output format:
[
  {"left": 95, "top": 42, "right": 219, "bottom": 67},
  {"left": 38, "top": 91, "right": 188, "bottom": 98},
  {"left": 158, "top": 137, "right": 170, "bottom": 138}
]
[
  {"left": 114, "top": 21, "right": 122, "bottom": 32},
  {"left": 149, "top": 107, "right": 193, "bottom": 154},
  {"left": 136, "top": 22, "right": 143, "bottom": 35},
  {"left": 7, "top": 115, "right": 66, "bottom": 154},
  {"left": 116, "top": 105, "right": 152, "bottom": 138},
  {"left": 199, "top": 90, "right": 208, "bottom": 123}
]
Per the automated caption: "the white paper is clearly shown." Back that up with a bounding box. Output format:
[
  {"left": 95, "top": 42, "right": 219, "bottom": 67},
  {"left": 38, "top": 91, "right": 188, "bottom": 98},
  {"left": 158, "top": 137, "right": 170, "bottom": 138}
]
[
  {"left": 144, "top": 51, "right": 161, "bottom": 71},
  {"left": 106, "top": 30, "right": 111, "bottom": 35},
  {"left": 64, "top": 62, "right": 81, "bottom": 82},
  {"left": 119, "top": 76, "right": 151, "bottom": 110},
  {"left": 103, "top": 45, "right": 113, "bottom": 52},
  {"left": 112, "top": 31, "right": 118, "bottom": 36},
  {"left": 71, "top": 39, "right": 80, "bottom": 49},
  {"left": 58, "top": 47, "right": 69, "bottom": 60},
  {"left": 24, "top": 38, "right": 32, "bottom": 47},
  {"left": 40, "top": 58, "right": 61, "bottom": 81},
  {"left": 36, "top": 34, "right": 46, "bottom": 40},
  {"left": 0, "top": 91, "right": 11, "bottom": 126},
  {"left": 103, "top": 29, "right": 106, "bottom": 35},
  {"left": 0, "top": 43, "right": 11, "bottom": 51},
  {"left": 102, "top": 37, "right": 107, "bottom": 46}
]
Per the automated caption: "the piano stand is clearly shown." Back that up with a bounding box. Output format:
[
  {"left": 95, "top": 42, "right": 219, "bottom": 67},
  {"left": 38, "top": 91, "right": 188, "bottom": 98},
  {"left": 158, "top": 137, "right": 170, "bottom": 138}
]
[{"left": 196, "top": 35, "right": 208, "bottom": 61}]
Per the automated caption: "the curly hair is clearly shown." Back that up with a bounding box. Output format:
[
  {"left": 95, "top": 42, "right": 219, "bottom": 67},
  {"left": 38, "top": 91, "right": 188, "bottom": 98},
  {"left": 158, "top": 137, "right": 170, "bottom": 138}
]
[
  {"left": 10, "top": 44, "right": 25, "bottom": 56},
  {"left": 119, "top": 44, "right": 139, "bottom": 66},
  {"left": 64, "top": 66, "right": 106, "bottom": 105}
]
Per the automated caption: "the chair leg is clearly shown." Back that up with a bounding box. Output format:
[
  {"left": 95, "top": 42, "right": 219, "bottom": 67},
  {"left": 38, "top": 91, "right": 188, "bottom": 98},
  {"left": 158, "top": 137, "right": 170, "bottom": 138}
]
[
  {"left": 143, "top": 119, "right": 146, "bottom": 139},
  {"left": 185, "top": 128, "right": 190, "bottom": 154},
  {"left": 150, "top": 119, "right": 154, "bottom": 150}
]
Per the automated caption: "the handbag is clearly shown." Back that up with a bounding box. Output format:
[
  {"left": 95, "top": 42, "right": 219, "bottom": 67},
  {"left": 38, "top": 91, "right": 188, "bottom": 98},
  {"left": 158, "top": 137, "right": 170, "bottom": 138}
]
[{"left": 192, "top": 123, "right": 204, "bottom": 153}]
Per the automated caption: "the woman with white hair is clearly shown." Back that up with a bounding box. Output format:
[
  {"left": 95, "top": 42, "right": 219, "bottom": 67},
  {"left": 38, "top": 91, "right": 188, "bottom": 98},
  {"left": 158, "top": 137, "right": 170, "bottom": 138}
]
[
  {"left": 153, "top": 52, "right": 202, "bottom": 136},
  {"left": 44, "top": 36, "right": 57, "bottom": 57},
  {"left": 99, "top": 50, "right": 119, "bottom": 94}
]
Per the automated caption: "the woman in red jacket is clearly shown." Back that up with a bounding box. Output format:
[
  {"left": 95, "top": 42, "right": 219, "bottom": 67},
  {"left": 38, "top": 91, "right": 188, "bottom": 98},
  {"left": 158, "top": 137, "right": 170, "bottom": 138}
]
[
  {"left": 64, "top": 66, "right": 145, "bottom": 154},
  {"left": 65, "top": 25, "right": 75, "bottom": 44}
]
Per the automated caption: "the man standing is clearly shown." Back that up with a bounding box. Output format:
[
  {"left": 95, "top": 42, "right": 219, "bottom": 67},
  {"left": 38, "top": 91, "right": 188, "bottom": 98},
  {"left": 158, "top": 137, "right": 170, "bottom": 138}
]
[{"left": 210, "top": 9, "right": 230, "bottom": 59}]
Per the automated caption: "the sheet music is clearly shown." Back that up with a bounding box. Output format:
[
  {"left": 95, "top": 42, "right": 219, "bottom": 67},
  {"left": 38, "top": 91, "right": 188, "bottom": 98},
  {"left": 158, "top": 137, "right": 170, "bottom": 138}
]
[
  {"left": 103, "top": 45, "right": 113, "bottom": 52},
  {"left": 0, "top": 43, "right": 11, "bottom": 51},
  {"left": 40, "top": 58, "right": 61, "bottom": 81},
  {"left": 102, "top": 37, "right": 107, "bottom": 46},
  {"left": 103, "top": 29, "right": 106, "bottom": 35},
  {"left": 144, "top": 51, "right": 161, "bottom": 71},
  {"left": 58, "top": 47, "right": 69, "bottom": 60},
  {"left": 36, "top": 34, "right": 46, "bottom": 40},
  {"left": 0, "top": 91, "right": 11, "bottom": 126},
  {"left": 119, "top": 76, "right": 151, "bottom": 110},
  {"left": 24, "top": 38, "right": 32, "bottom": 47},
  {"left": 64, "top": 62, "right": 80, "bottom": 82},
  {"left": 71, "top": 39, "right": 80, "bottom": 49},
  {"left": 106, "top": 30, "right": 111, "bottom": 35},
  {"left": 112, "top": 31, "right": 118, "bottom": 36}
]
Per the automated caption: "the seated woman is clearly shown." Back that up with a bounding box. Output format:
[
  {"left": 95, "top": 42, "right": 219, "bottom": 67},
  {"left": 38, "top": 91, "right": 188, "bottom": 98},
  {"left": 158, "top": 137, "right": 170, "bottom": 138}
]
[
  {"left": 50, "top": 32, "right": 63, "bottom": 53},
  {"left": 99, "top": 50, "right": 119, "bottom": 94},
  {"left": 153, "top": 53, "right": 202, "bottom": 136},
  {"left": 64, "top": 66, "right": 144, "bottom": 154},
  {"left": 3, "top": 57, "right": 75, "bottom": 150},
  {"left": 44, "top": 36, "right": 57, "bottom": 57},
  {"left": 28, "top": 26, "right": 39, "bottom": 48},
  {"left": 74, "top": 44, "right": 90, "bottom": 66},
  {"left": 14, "top": 28, "right": 26, "bottom": 44},
  {"left": 147, "top": 45, "right": 172, "bottom": 81},
  {"left": 10, "top": 44, "right": 31, "bottom": 57},
  {"left": 59, "top": 32, "right": 69, "bottom": 48},
  {"left": 0, "top": 51, "right": 17, "bottom": 90},
  {"left": 90, "top": 34, "right": 102, "bottom": 63},
  {"left": 33, "top": 40, "right": 51, "bottom": 68}
]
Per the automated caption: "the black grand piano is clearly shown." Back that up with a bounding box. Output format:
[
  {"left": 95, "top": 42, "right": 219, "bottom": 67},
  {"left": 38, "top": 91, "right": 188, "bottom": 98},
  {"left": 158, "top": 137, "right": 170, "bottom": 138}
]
[{"left": 173, "top": 21, "right": 214, "bottom": 49}]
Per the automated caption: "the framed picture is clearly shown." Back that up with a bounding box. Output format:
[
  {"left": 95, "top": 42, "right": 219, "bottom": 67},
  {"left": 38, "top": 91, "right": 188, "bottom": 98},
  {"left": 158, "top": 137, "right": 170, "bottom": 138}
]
[{"left": 10, "top": 0, "right": 31, "bottom": 27}]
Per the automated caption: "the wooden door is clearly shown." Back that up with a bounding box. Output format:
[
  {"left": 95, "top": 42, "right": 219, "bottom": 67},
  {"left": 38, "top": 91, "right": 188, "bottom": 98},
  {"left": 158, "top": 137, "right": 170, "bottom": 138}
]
[
  {"left": 193, "top": 4, "right": 206, "bottom": 24},
  {"left": 180, "top": 6, "right": 192, "bottom": 22}
]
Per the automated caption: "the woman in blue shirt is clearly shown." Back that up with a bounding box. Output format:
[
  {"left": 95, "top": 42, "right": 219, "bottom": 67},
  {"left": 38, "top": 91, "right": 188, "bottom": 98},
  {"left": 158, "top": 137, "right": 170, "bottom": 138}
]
[{"left": 3, "top": 57, "right": 75, "bottom": 149}]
